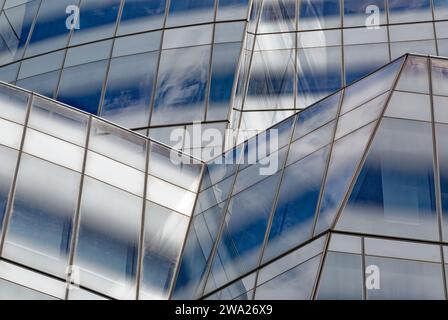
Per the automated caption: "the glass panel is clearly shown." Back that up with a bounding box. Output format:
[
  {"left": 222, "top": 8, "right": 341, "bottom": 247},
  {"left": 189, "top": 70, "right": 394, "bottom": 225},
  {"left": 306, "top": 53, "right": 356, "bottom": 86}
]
[
  {"left": 57, "top": 60, "right": 108, "bottom": 114},
  {"left": 152, "top": 45, "right": 210, "bottom": 125},
  {"left": 214, "top": 22, "right": 245, "bottom": 44},
  {"left": 434, "top": 96, "right": 448, "bottom": 124},
  {"left": 148, "top": 143, "right": 201, "bottom": 192},
  {"left": 167, "top": 0, "right": 215, "bottom": 27},
  {"left": 0, "top": 63, "right": 20, "bottom": 83},
  {"left": 70, "top": 0, "right": 121, "bottom": 45},
  {"left": 337, "top": 118, "right": 438, "bottom": 241},
  {"left": 19, "top": 51, "right": 64, "bottom": 80},
  {"left": 23, "top": 128, "right": 84, "bottom": 172},
  {"left": 364, "top": 238, "right": 441, "bottom": 262},
  {"left": 246, "top": 49, "right": 295, "bottom": 111},
  {"left": 208, "top": 172, "right": 281, "bottom": 289},
  {"left": 434, "top": 0, "right": 448, "bottom": 19},
  {"left": 365, "top": 256, "right": 445, "bottom": 300},
  {"left": 396, "top": 56, "right": 429, "bottom": 94},
  {"left": 89, "top": 119, "right": 147, "bottom": 171},
  {"left": 16, "top": 70, "right": 59, "bottom": 97},
  {"left": 297, "top": 46, "right": 342, "bottom": 109},
  {"left": 0, "top": 278, "right": 56, "bottom": 300},
  {"left": 328, "top": 234, "right": 362, "bottom": 254},
  {"left": 288, "top": 121, "right": 334, "bottom": 165},
  {"left": 140, "top": 202, "right": 189, "bottom": 300},
  {"left": 0, "top": 145, "right": 18, "bottom": 231},
  {"left": 0, "top": 85, "right": 29, "bottom": 123},
  {"left": 207, "top": 42, "right": 241, "bottom": 121},
  {"left": 341, "top": 56, "right": 404, "bottom": 114},
  {"left": 391, "top": 40, "right": 436, "bottom": 60},
  {"left": 258, "top": 0, "right": 295, "bottom": 34},
  {"left": 146, "top": 176, "right": 196, "bottom": 216},
  {"left": 85, "top": 151, "right": 145, "bottom": 197},
  {"left": 0, "top": 260, "right": 66, "bottom": 299},
  {"left": 3, "top": 154, "right": 80, "bottom": 278},
  {"left": 68, "top": 288, "right": 108, "bottom": 300},
  {"left": 336, "top": 92, "right": 387, "bottom": 140},
  {"left": 24, "top": 0, "right": 72, "bottom": 57},
  {"left": 294, "top": 91, "right": 340, "bottom": 140},
  {"left": 343, "top": 0, "right": 385, "bottom": 27},
  {"left": 263, "top": 148, "right": 328, "bottom": 262},
  {"left": 217, "top": 0, "right": 248, "bottom": 20},
  {"left": 74, "top": 177, "right": 141, "bottom": 300},
  {"left": 101, "top": 51, "right": 158, "bottom": 128},
  {"left": 28, "top": 96, "right": 88, "bottom": 146},
  {"left": 432, "top": 58, "right": 448, "bottom": 97},
  {"left": 254, "top": 255, "right": 320, "bottom": 300},
  {"left": 315, "top": 122, "right": 376, "bottom": 234},
  {"left": 64, "top": 40, "right": 112, "bottom": 68},
  {"left": 317, "top": 252, "right": 363, "bottom": 300},
  {"left": 298, "top": 0, "right": 340, "bottom": 31},
  {"left": 112, "top": 31, "right": 161, "bottom": 57},
  {"left": 163, "top": 25, "right": 212, "bottom": 49},
  {"left": 344, "top": 43, "right": 390, "bottom": 85},
  {"left": 118, "top": 0, "right": 166, "bottom": 35},
  {"left": 385, "top": 91, "right": 431, "bottom": 122},
  {"left": 388, "top": 0, "right": 431, "bottom": 23},
  {"left": 0, "top": 118, "right": 23, "bottom": 149}
]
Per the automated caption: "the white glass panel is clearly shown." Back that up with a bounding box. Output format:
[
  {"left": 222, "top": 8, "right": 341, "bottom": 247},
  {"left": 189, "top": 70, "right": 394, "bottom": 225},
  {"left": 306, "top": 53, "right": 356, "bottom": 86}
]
[
  {"left": 23, "top": 129, "right": 84, "bottom": 172},
  {"left": 146, "top": 176, "right": 196, "bottom": 216},
  {"left": 0, "top": 118, "right": 23, "bottom": 149},
  {"left": 0, "top": 86, "right": 29, "bottom": 123},
  {"left": 385, "top": 91, "right": 431, "bottom": 122},
  {"left": 85, "top": 151, "right": 145, "bottom": 197}
]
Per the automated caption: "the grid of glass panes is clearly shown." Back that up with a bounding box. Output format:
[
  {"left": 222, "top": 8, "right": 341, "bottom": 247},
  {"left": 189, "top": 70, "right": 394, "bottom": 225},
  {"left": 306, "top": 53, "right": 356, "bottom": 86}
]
[
  {"left": 173, "top": 54, "right": 448, "bottom": 300},
  {"left": 0, "top": 0, "right": 249, "bottom": 142},
  {"left": 0, "top": 81, "right": 204, "bottom": 300},
  {"left": 229, "top": 0, "right": 448, "bottom": 144}
]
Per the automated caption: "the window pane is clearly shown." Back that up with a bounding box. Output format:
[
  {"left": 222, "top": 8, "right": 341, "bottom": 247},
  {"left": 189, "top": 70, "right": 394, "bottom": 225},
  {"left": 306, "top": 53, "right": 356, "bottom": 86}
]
[
  {"left": 337, "top": 118, "right": 438, "bottom": 241},
  {"left": 57, "top": 60, "right": 108, "bottom": 114},
  {"left": 152, "top": 45, "right": 210, "bottom": 125},
  {"left": 396, "top": 56, "right": 429, "bottom": 94},
  {"left": 167, "top": 0, "right": 215, "bottom": 27},
  {"left": 140, "top": 202, "right": 189, "bottom": 300},
  {"left": 317, "top": 252, "right": 363, "bottom": 300},
  {"left": 118, "top": 0, "right": 166, "bottom": 35},
  {"left": 217, "top": 0, "right": 248, "bottom": 21},
  {"left": 298, "top": 0, "right": 340, "bottom": 31},
  {"left": 70, "top": 0, "right": 121, "bottom": 45},
  {"left": 365, "top": 256, "right": 445, "bottom": 300},
  {"left": 388, "top": 0, "right": 431, "bottom": 23},
  {"left": 74, "top": 177, "right": 142, "bottom": 299},
  {"left": 0, "top": 145, "right": 18, "bottom": 232},
  {"left": 385, "top": 91, "right": 431, "bottom": 122},
  {"left": 436, "top": 124, "right": 448, "bottom": 241},
  {"left": 343, "top": 0, "right": 385, "bottom": 27},
  {"left": 431, "top": 58, "right": 448, "bottom": 97},
  {"left": 255, "top": 255, "right": 320, "bottom": 300},
  {"left": 163, "top": 25, "right": 212, "bottom": 49},
  {"left": 264, "top": 147, "right": 328, "bottom": 262},
  {"left": 208, "top": 42, "right": 241, "bottom": 121},
  {"left": 0, "top": 85, "right": 29, "bottom": 123},
  {"left": 3, "top": 154, "right": 80, "bottom": 278},
  {"left": 0, "top": 278, "right": 57, "bottom": 300},
  {"left": 297, "top": 46, "right": 342, "bottom": 108},
  {"left": 0, "top": 118, "right": 23, "bottom": 149},
  {"left": 294, "top": 91, "right": 340, "bottom": 139},
  {"left": 23, "top": 128, "right": 84, "bottom": 172},
  {"left": 28, "top": 96, "right": 88, "bottom": 146},
  {"left": 258, "top": 0, "right": 295, "bottom": 34},
  {"left": 246, "top": 49, "right": 295, "bottom": 111},
  {"left": 25, "top": 0, "right": 72, "bottom": 57},
  {"left": 208, "top": 172, "right": 281, "bottom": 289},
  {"left": 101, "top": 51, "right": 158, "bottom": 128}
]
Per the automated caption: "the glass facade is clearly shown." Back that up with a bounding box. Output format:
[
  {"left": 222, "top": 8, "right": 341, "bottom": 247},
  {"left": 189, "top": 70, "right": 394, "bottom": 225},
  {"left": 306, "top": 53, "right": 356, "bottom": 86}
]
[
  {"left": 0, "top": 81, "right": 203, "bottom": 299},
  {"left": 173, "top": 55, "right": 448, "bottom": 300}
]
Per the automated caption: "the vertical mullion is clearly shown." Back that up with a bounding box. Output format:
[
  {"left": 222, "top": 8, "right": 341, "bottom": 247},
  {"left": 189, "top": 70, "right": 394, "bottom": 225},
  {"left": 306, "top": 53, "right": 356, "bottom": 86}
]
[
  {"left": 204, "top": 0, "right": 219, "bottom": 122},
  {"left": 64, "top": 116, "right": 92, "bottom": 300},
  {"left": 310, "top": 231, "right": 331, "bottom": 300}
]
